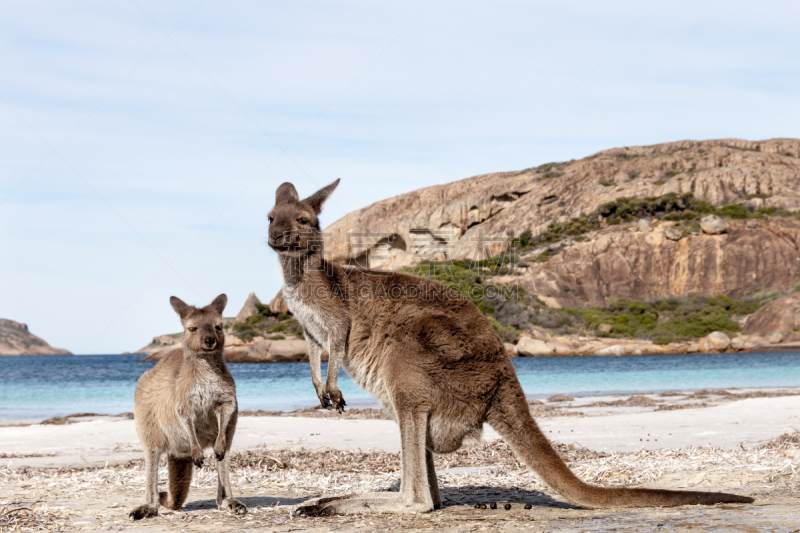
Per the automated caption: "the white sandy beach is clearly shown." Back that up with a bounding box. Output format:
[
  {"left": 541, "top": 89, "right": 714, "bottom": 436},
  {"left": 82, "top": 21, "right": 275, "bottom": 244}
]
[
  {"left": 2, "top": 389, "right": 798, "bottom": 468},
  {"left": 2, "top": 389, "right": 799, "bottom": 532}
]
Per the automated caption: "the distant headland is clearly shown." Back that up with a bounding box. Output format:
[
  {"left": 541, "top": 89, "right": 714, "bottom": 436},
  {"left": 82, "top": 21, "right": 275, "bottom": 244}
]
[{"left": 0, "top": 318, "right": 72, "bottom": 356}]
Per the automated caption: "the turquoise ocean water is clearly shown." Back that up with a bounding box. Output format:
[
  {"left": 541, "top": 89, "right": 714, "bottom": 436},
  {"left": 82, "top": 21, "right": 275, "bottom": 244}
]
[{"left": 1, "top": 351, "right": 799, "bottom": 420}]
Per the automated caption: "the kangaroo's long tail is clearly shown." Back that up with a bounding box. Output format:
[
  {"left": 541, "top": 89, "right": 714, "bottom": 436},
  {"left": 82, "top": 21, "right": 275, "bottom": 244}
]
[{"left": 487, "top": 375, "right": 754, "bottom": 508}]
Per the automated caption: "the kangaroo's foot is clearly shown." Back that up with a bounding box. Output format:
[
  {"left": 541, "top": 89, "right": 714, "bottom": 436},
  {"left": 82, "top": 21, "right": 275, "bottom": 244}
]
[
  {"left": 129, "top": 503, "right": 159, "bottom": 520},
  {"left": 218, "top": 498, "right": 247, "bottom": 515},
  {"left": 296, "top": 493, "right": 431, "bottom": 516}
]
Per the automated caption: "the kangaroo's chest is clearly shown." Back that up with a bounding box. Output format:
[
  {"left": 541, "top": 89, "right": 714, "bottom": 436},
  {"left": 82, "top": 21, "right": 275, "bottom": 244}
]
[
  {"left": 173, "top": 365, "right": 234, "bottom": 448},
  {"left": 187, "top": 379, "right": 222, "bottom": 414},
  {"left": 283, "top": 285, "right": 330, "bottom": 347},
  {"left": 182, "top": 367, "right": 231, "bottom": 420}
]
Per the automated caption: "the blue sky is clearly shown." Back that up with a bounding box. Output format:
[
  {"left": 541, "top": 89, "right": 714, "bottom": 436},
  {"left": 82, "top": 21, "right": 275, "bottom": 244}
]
[{"left": 1, "top": 0, "right": 798, "bottom": 354}]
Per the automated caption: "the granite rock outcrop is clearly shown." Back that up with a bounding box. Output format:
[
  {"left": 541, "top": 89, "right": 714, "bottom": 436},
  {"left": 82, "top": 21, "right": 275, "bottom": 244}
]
[{"left": 322, "top": 139, "right": 800, "bottom": 309}]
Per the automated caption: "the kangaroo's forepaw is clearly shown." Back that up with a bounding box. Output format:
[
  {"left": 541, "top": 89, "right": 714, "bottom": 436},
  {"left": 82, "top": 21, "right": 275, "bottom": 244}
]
[
  {"left": 129, "top": 504, "right": 158, "bottom": 520},
  {"left": 214, "top": 446, "right": 226, "bottom": 462},
  {"left": 328, "top": 389, "right": 346, "bottom": 413},
  {"left": 192, "top": 453, "right": 204, "bottom": 469},
  {"left": 315, "top": 386, "right": 332, "bottom": 409},
  {"left": 318, "top": 394, "right": 332, "bottom": 409}
]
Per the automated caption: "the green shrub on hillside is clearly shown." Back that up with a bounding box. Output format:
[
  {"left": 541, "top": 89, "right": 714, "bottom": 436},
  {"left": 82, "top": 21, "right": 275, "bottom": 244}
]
[
  {"left": 566, "top": 295, "right": 763, "bottom": 344},
  {"left": 229, "top": 306, "right": 304, "bottom": 341},
  {"left": 506, "top": 192, "right": 800, "bottom": 253},
  {"left": 598, "top": 192, "right": 696, "bottom": 222},
  {"left": 512, "top": 215, "right": 602, "bottom": 253},
  {"left": 395, "top": 260, "right": 769, "bottom": 344}
]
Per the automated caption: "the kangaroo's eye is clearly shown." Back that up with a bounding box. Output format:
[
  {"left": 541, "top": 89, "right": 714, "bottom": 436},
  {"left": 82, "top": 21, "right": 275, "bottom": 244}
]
[
  {"left": 215, "top": 325, "right": 222, "bottom": 331},
  {"left": 297, "top": 217, "right": 308, "bottom": 225},
  {"left": 268, "top": 216, "right": 274, "bottom": 223},
  {"left": 188, "top": 327, "right": 197, "bottom": 332}
]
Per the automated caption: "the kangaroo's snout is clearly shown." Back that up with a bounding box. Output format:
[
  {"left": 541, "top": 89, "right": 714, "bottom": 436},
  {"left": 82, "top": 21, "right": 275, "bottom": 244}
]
[
  {"left": 269, "top": 233, "right": 285, "bottom": 247},
  {"left": 268, "top": 227, "right": 284, "bottom": 242},
  {"left": 269, "top": 229, "right": 299, "bottom": 250},
  {"left": 203, "top": 336, "right": 217, "bottom": 349}
]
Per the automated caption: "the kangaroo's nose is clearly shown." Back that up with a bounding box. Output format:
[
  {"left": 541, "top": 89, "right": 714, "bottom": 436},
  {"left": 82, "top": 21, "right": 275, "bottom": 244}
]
[{"left": 204, "top": 337, "right": 216, "bottom": 348}]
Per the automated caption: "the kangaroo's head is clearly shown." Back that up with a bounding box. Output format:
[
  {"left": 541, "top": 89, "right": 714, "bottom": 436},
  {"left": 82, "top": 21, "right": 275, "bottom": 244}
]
[
  {"left": 267, "top": 179, "right": 339, "bottom": 255},
  {"left": 170, "top": 294, "right": 227, "bottom": 353}
]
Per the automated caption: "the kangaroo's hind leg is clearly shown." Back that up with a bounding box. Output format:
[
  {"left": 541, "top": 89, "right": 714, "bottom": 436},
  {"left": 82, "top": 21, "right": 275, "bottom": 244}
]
[
  {"left": 129, "top": 448, "right": 161, "bottom": 520},
  {"left": 426, "top": 450, "right": 442, "bottom": 509},
  {"left": 159, "top": 456, "right": 193, "bottom": 510},
  {"left": 216, "top": 453, "right": 247, "bottom": 514},
  {"left": 213, "top": 403, "right": 246, "bottom": 514},
  {"left": 296, "top": 407, "right": 435, "bottom": 516}
]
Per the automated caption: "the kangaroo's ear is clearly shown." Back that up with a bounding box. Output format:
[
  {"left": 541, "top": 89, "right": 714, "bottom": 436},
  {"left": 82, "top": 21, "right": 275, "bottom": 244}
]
[
  {"left": 302, "top": 178, "right": 340, "bottom": 214},
  {"left": 170, "top": 296, "right": 191, "bottom": 319},
  {"left": 206, "top": 293, "right": 228, "bottom": 315},
  {"left": 275, "top": 182, "right": 299, "bottom": 204}
]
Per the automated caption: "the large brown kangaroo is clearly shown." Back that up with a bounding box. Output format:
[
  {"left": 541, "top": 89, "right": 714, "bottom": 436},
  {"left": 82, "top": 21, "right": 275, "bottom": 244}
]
[
  {"left": 267, "top": 179, "right": 754, "bottom": 515},
  {"left": 129, "top": 294, "right": 246, "bottom": 520}
]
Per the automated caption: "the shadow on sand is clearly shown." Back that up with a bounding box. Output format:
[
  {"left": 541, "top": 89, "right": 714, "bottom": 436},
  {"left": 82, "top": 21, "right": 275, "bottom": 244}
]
[
  {"left": 182, "top": 494, "right": 315, "bottom": 511},
  {"left": 441, "top": 486, "right": 575, "bottom": 509}
]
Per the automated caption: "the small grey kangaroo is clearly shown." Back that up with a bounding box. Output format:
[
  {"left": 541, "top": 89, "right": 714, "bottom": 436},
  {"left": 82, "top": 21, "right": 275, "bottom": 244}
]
[
  {"left": 267, "top": 179, "right": 754, "bottom": 515},
  {"left": 129, "top": 294, "right": 246, "bottom": 520}
]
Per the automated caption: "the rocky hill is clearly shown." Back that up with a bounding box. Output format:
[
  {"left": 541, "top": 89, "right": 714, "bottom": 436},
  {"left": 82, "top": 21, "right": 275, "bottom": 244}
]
[
  {"left": 0, "top": 319, "right": 71, "bottom": 356},
  {"left": 325, "top": 138, "right": 800, "bottom": 306},
  {"left": 515, "top": 217, "right": 800, "bottom": 307},
  {"left": 320, "top": 137, "right": 800, "bottom": 354}
]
